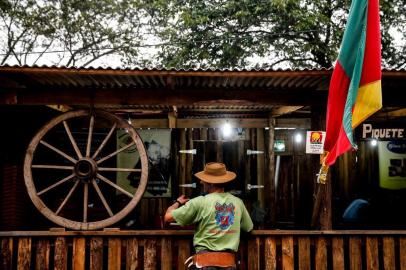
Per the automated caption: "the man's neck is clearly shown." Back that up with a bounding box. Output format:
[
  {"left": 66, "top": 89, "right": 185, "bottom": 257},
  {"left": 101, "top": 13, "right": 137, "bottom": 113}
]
[{"left": 209, "top": 187, "right": 225, "bottom": 193}]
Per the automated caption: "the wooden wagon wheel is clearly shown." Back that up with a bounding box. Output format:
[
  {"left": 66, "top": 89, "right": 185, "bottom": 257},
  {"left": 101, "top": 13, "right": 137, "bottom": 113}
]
[{"left": 24, "top": 110, "right": 149, "bottom": 230}]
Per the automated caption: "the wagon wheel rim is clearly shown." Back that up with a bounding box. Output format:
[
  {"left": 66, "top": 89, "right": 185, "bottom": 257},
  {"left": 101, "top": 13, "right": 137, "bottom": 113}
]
[{"left": 24, "top": 110, "right": 149, "bottom": 230}]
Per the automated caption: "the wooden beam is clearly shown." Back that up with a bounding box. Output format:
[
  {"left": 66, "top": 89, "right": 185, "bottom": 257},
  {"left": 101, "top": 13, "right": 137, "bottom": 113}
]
[
  {"left": 128, "top": 118, "right": 310, "bottom": 129},
  {"left": 0, "top": 87, "right": 327, "bottom": 106},
  {"left": 375, "top": 108, "right": 406, "bottom": 118},
  {"left": 168, "top": 106, "right": 177, "bottom": 128},
  {"left": 270, "top": 106, "right": 304, "bottom": 117}
]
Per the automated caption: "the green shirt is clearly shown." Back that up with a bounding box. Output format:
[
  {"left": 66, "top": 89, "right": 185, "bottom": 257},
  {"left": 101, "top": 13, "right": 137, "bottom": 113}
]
[{"left": 172, "top": 193, "right": 253, "bottom": 252}]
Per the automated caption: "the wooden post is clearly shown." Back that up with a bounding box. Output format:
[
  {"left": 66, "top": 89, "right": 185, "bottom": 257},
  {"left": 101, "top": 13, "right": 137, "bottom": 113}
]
[
  {"left": 126, "top": 238, "right": 138, "bottom": 270},
  {"left": 179, "top": 129, "right": 187, "bottom": 195},
  {"left": 267, "top": 117, "right": 276, "bottom": 225},
  {"left": 282, "top": 236, "right": 294, "bottom": 270},
  {"left": 310, "top": 105, "right": 332, "bottom": 229},
  {"left": 366, "top": 237, "right": 379, "bottom": 270},
  {"left": 264, "top": 237, "right": 277, "bottom": 270},
  {"left": 247, "top": 237, "right": 260, "bottom": 270},
  {"left": 298, "top": 237, "right": 311, "bottom": 270},
  {"left": 332, "top": 237, "right": 344, "bottom": 270},
  {"left": 90, "top": 238, "right": 103, "bottom": 270},
  {"left": 54, "top": 237, "right": 67, "bottom": 270},
  {"left": 400, "top": 237, "right": 406, "bottom": 270},
  {"left": 177, "top": 239, "right": 190, "bottom": 270},
  {"left": 108, "top": 237, "right": 121, "bottom": 270},
  {"left": 1, "top": 238, "right": 13, "bottom": 270},
  {"left": 72, "top": 238, "right": 85, "bottom": 270},
  {"left": 257, "top": 128, "right": 265, "bottom": 210},
  {"left": 143, "top": 238, "right": 156, "bottom": 270},
  {"left": 315, "top": 237, "right": 327, "bottom": 270},
  {"left": 35, "top": 239, "right": 50, "bottom": 270},
  {"left": 17, "top": 237, "right": 31, "bottom": 270},
  {"left": 168, "top": 110, "right": 177, "bottom": 129},
  {"left": 160, "top": 237, "right": 172, "bottom": 270}
]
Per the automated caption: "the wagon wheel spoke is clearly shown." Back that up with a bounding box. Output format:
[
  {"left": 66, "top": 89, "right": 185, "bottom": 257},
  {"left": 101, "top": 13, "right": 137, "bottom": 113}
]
[
  {"left": 37, "top": 174, "right": 75, "bottom": 196},
  {"left": 55, "top": 180, "right": 80, "bottom": 215},
  {"left": 83, "top": 183, "right": 88, "bottom": 222},
  {"left": 92, "top": 179, "right": 114, "bottom": 216},
  {"left": 86, "top": 116, "right": 94, "bottom": 158},
  {"left": 96, "top": 142, "right": 135, "bottom": 164},
  {"left": 32, "top": 165, "right": 74, "bottom": 170},
  {"left": 97, "top": 173, "right": 134, "bottom": 198},
  {"left": 92, "top": 123, "right": 117, "bottom": 159},
  {"left": 40, "top": 140, "right": 77, "bottom": 163},
  {"left": 63, "top": 120, "right": 83, "bottom": 159},
  {"left": 98, "top": 167, "right": 141, "bottom": 173}
]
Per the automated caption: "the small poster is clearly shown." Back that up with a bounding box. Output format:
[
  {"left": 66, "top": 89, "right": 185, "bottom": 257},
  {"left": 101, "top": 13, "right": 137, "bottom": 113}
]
[
  {"left": 117, "top": 129, "right": 172, "bottom": 197},
  {"left": 305, "top": 131, "right": 326, "bottom": 154},
  {"left": 378, "top": 141, "right": 406, "bottom": 190}
]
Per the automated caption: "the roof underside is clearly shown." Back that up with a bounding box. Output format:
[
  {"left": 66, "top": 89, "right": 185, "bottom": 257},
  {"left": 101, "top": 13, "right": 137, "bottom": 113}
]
[{"left": 0, "top": 65, "right": 405, "bottom": 121}]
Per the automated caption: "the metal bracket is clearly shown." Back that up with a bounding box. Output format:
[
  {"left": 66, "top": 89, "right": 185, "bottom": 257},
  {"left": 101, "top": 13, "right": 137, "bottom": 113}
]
[
  {"left": 179, "top": 183, "right": 197, "bottom": 188},
  {"left": 247, "top": 149, "right": 264, "bottom": 155},
  {"left": 247, "top": 184, "right": 264, "bottom": 190},
  {"left": 179, "top": 149, "right": 197, "bottom": 154}
]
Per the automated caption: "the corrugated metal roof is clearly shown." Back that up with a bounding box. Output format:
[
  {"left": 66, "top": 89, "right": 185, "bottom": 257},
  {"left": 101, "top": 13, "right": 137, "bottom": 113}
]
[{"left": 0, "top": 65, "right": 404, "bottom": 119}]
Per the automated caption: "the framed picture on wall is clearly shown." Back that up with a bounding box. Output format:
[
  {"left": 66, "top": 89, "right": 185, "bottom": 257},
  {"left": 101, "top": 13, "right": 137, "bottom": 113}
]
[{"left": 117, "top": 129, "right": 172, "bottom": 197}]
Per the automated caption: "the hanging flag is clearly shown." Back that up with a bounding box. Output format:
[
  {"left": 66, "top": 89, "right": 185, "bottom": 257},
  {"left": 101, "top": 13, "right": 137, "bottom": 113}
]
[{"left": 323, "top": 0, "right": 382, "bottom": 166}]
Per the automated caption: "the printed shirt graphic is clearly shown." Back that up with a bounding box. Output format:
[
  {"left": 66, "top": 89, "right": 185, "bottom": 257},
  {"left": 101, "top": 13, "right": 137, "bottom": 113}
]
[
  {"left": 172, "top": 193, "right": 253, "bottom": 252},
  {"left": 215, "top": 202, "right": 235, "bottom": 230}
]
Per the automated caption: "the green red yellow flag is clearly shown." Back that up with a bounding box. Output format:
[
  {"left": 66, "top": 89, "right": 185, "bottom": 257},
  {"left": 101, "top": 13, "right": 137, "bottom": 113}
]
[{"left": 323, "top": 0, "right": 382, "bottom": 166}]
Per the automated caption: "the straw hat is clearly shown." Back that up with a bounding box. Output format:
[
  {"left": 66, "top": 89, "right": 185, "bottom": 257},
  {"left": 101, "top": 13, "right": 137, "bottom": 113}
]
[{"left": 194, "top": 162, "right": 236, "bottom": 184}]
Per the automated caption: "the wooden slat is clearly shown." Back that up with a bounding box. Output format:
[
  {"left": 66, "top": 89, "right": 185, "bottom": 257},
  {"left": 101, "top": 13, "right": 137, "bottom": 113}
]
[
  {"left": 144, "top": 238, "right": 157, "bottom": 270},
  {"left": 366, "top": 237, "right": 379, "bottom": 270},
  {"left": 298, "top": 237, "right": 311, "bottom": 270},
  {"left": 90, "top": 237, "right": 103, "bottom": 270},
  {"left": 1, "top": 237, "right": 13, "bottom": 270},
  {"left": 383, "top": 237, "right": 395, "bottom": 270},
  {"left": 126, "top": 238, "right": 138, "bottom": 270},
  {"left": 332, "top": 237, "right": 344, "bottom": 270},
  {"left": 400, "top": 237, "right": 406, "bottom": 270},
  {"left": 35, "top": 239, "right": 50, "bottom": 270},
  {"left": 72, "top": 237, "right": 86, "bottom": 270},
  {"left": 248, "top": 237, "right": 260, "bottom": 270},
  {"left": 282, "top": 236, "right": 294, "bottom": 270},
  {"left": 108, "top": 237, "right": 121, "bottom": 270},
  {"left": 349, "top": 237, "right": 362, "bottom": 270},
  {"left": 264, "top": 237, "right": 277, "bottom": 270},
  {"left": 177, "top": 239, "right": 190, "bottom": 270},
  {"left": 161, "top": 237, "right": 172, "bottom": 270},
  {"left": 316, "top": 237, "right": 327, "bottom": 270},
  {"left": 17, "top": 237, "right": 31, "bottom": 270},
  {"left": 54, "top": 237, "right": 67, "bottom": 270},
  {"left": 238, "top": 241, "right": 247, "bottom": 270}
]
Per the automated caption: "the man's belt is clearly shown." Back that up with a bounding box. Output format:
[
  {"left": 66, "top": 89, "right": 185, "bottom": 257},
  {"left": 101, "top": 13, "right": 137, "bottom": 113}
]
[{"left": 185, "top": 252, "right": 236, "bottom": 268}]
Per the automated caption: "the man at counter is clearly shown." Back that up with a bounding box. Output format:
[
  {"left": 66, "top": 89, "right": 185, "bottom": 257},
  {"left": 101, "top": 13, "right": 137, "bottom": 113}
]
[{"left": 164, "top": 162, "right": 253, "bottom": 269}]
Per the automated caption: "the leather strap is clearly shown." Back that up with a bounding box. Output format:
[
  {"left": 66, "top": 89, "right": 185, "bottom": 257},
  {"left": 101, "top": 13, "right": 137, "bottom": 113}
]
[{"left": 194, "top": 252, "right": 236, "bottom": 268}]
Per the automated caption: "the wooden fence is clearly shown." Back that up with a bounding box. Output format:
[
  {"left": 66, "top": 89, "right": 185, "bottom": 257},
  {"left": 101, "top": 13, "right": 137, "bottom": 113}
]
[{"left": 1, "top": 230, "right": 406, "bottom": 270}]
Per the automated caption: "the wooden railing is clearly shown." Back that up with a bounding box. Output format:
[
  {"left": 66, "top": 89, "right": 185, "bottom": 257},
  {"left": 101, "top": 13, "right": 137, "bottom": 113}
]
[{"left": 1, "top": 230, "right": 406, "bottom": 269}]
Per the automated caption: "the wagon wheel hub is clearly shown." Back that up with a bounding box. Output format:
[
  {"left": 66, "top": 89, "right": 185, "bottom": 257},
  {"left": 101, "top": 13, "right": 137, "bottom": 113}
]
[{"left": 74, "top": 158, "right": 97, "bottom": 181}]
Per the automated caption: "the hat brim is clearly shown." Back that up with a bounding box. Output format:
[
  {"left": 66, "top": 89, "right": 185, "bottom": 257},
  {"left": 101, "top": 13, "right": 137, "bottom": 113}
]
[{"left": 194, "top": 171, "right": 236, "bottom": 184}]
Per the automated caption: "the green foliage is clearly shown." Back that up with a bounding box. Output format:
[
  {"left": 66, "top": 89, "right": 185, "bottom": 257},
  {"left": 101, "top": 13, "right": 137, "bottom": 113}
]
[
  {"left": 1, "top": 0, "right": 405, "bottom": 68},
  {"left": 0, "top": 0, "right": 149, "bottom": 66},
  {"left": 149, "top": 0, "right": 405, "bottom": 69}
]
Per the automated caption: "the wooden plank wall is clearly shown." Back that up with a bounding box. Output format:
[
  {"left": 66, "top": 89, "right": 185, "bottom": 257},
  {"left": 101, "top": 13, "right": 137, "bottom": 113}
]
[{"left": 2, "top": 231, "right": 406, "bottom": 270}]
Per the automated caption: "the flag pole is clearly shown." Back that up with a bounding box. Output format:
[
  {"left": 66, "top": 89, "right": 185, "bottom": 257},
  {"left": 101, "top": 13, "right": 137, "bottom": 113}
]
[{"left": 311, "top": 152, "right": 330, "bottom": 228}]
